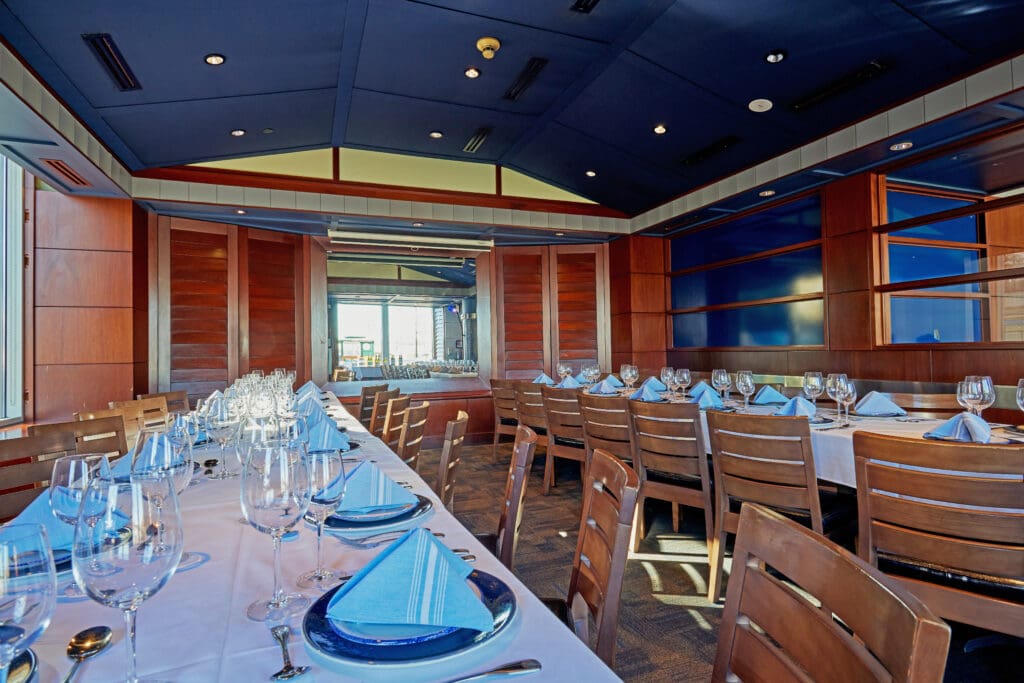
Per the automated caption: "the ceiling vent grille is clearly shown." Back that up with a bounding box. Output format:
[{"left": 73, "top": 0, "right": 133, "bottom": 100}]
[
  {"left": 41, "top": 159, "right": 89, "bottom": 187},
  {"left": 679, "top": 135, "right": 740, "bottom": 167},
  {"left": 463, "top": 127, "right": 492, "bottom": 153},
  {"left": 571, "top": 0, "right": 601, "bottom": 13},
  {"left": 504, "top": 57, "right": 548, "bottom": 102},
  {"left": 790, "top": 60, "right": 888, "bottom": 112},
  {"left": 82, "top": 33, "right": 142, "bottom": 91}
]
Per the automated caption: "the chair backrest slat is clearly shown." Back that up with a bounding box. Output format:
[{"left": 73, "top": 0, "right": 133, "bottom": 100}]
[
  {"left": 381, "top": 395, "right": 412, "bottom": 451},
  {"left": 29, "top": 415, "right": 129, "bottom": 458},
  {"left": 397, "top": 401, "right": 429, "bottom": 470},
  {"left": 490, "top": 379, "right": 519, "bottom": 422},
  {"left": 368, "top": 387, "right": 401, "bottom": 438},
  {"left": 540, "top": 386, "right": 584, "bottom": 441},
  {"left": 628, "top": 400, "right": 707, "bottom": 480},
  {"left": 0, "top": 431, "right": 78, "bottom": 521},
  {"left": 578, "top": 394, "right": 632, "bottom": 463},
  {"left": 357, "top": 383, "right": 388, "bottom": 427},
  {"left": 434, "top": 411, "right": 469, "bottom": 512},
  {"left": 514, "top": 383, "right": 547, "bottom": 432},
  {"left": 495, "top": 426, "right": 538, "bottom": 569},
  {"left": 138, "top": 390, "right": 189, "bottom": 413}
]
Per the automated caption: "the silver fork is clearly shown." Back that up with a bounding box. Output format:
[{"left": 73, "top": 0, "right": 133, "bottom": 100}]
[{"left": 334, "top": 529, "right": 445, "bottom": 549}]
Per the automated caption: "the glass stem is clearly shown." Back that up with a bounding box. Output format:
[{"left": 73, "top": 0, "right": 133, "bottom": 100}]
[
  {"left": 123, "top": 608, "right": 138, "bottom": 683},
  {"left": 271, "top": 532, "right": 284, "bottom": 606},
  {"left": 315, "top": 517, "right": 325, "bottom": 574}
]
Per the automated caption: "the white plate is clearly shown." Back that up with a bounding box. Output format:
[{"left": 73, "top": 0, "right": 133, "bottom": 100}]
[{"left": 334, "top": 501, "right": 417, "bottom": 522}]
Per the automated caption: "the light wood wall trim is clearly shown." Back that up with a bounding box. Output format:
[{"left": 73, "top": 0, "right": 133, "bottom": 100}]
[
  {"left": 156, "top": 216, "right": 171, "bottom": 391},
  {"left": 596, "top": 242, "right": 611, "bottom": 371},
  {"left": 476, "top": 252, "right": 494, "bottom": 381},
  {"left": 22, "top": 173, "right": 36, "bottom": 421},
  {"left": 146, "top": 211, "right": 158, "bottom": 394},
  {"left": 293, "top": 234, "right": 307, "bottom": 381},
  {"left": 234, "top": 226, "right": 247, "bottom": 377}
]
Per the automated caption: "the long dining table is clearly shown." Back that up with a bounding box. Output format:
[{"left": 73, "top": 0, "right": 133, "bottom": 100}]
[{"left": 29, "top": 397, "right": 620, "bottom": 682}]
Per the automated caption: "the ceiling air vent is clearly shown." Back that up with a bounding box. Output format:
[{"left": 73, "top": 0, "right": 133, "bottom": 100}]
[
  {"left": 82, "top": 33, "right": 141, "bottom": 91},
  {"left": 571, "top": 0, "right": 601, "bottom": 13},
  {"left": 504, "top": 57, "right": 548, "bottom": 102},
  {"left": 463, "top": 127, "right": 492, "bottom": 153},
  {"left": 679, "top": 135, "right": 740, "bottom": 167},
  {"left": 41, "top": 159, "right": 90, "bottom": 187},
  {"left": 790, "top": 60, "right": 888, "bottom": 112}
]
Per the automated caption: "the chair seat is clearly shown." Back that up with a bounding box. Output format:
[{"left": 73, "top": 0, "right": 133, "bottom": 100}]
[
  {"left": 552, "top": 435, "right": 584, "bottom": 449},
  {"left": 646, "top": 469, "right": 703, "bottom": 488},
  {"left": 878, "top": 554, "right": 1024, "bottom": 604},
  {"left": 729, "top": 489, "right": 855, "bottom": 534}
]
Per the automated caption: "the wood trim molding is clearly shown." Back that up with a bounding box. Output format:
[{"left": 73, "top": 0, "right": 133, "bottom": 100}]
[
  {"left": 669, "top": 292, "right": 824, "bottom": 315},
  {"left": 146, "top": 211, "right": 158, "bottom": 393},
  {"left": 233, "top": 226, "right": 246, "bottom": 378},
  {"left": 874, "top": 266, "right": 1024, "bottom": 292},
  {"left": 156, "top": 216, "right": 171, "bottom": 392},
  {"left": 22, "top": 172, "right": 35, "bottom": 421}
]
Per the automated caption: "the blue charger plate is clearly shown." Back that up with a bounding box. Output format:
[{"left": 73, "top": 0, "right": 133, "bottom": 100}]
[{"left": 316, "top": 495, "right": 433, "bottom": 532}]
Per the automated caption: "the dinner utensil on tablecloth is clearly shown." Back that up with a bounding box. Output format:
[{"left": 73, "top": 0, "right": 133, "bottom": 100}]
[
  {"left": 270, "top": 625, "right": 309, "bottom": 680},
  {"left": 61, "top": 625, "right": 112, "bottom": 683},
  {"left": 445, "top": 658, "right": 542, "bottom": 683}
]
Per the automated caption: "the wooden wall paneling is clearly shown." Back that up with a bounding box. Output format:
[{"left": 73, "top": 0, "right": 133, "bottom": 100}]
[
  {"left": 22, "top": 173, "right": 35, "bottom": 421},
  {"left": 595, "top": 243, "right": 611, "bottom": 371},
  {"left": 131, "top": 204, "right": 151, "bottom": 395},
  {"left": 246, "top": 234, "right": 298, "bottom": 374},
  {"left": 35, "top": 192, "right": 132, "bottom": 251},
  {"left": 494, "top": 247, "right": 549, "bottom": 379},
  {"left": 236, "top": 228, "right": 249, "bottom": 377},
  {"left": 551, "top": 245, "right": 600, "bottom": 373},
  {"left": 227, "top": 226, "right": 239, "bottom": 382},
  {"left": 35, "top": 364, "right": 134, "bottom": 422},
  {"left": 146, "top": 211, "right": 158, "bottom": 394},
  {"left": 157, "top": 217, "right": 171, "bottom": 391},
  {"left": 35, "top": 251, "right": 133, "bottom": 308},
  {"left": 35, "top": 308, "right": 133, "bottom": 364}
]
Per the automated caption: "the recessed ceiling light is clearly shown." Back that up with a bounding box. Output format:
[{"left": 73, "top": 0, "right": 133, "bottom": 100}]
[
  {"left": 748, "top": 98, "right": 773, "bottom": 113},
  {"left": 204, "top": 53, "right": 225, "bottom": 66},
  {"left": 759, "top": 189, "right": 776, "bottom": 197},
  {"left": 889, "top": 141, "right": 913, "bottom": 151},
  {"left": 555, "top": 232, "right": 565, "bottom": 236},
  {"left": 261, "top": 127, "right": 275, "bottom": 135},
  {"left": 429, "top": 131, "right": 443, "bottom": 139},
  {"left": 653, "top": 123, "right": 667, "bottom": 135},
  {"left": 464, "top": 66, "right": 480, "bottom": 79},
  {"left": 585, "top": 170, "right": 597, "bottom": 177},
  {"left": 765, "top": 50, "right": 786, "bottom": 64},
  {"left": 235, "top": 209, "right": 246, "bottom": 215},
  {"left": 230, "top": 129, "right": 246, "bottom": 137},
  {"left": 412, "top": 222, "right": 424, "bottom": 227}
]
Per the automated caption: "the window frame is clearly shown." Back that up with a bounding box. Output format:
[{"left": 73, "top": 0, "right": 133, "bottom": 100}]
[{"left": 0, "top": 154, "right": 24, "bottom": 425}]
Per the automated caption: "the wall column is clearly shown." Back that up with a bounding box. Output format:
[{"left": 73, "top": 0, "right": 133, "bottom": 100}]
[{"left": 609, "top": 235, "right": 666, "bottom": 377}]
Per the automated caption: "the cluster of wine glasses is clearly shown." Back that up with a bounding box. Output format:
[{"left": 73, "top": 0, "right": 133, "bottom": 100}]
[
  {"left": 0, "top": 524, "right": 57, "bottom": 683},
  {"left": 658, "top": 367, "right": 692, "bottom": 399},
  {"left": 957, "top": 375, "right": 996, "bottom": 417},
  {"left": 619, "top": 364, "right": 639, "bottom": 390},
  {"left": 803, "top": 371, "right": 857, "bottom": 424}
]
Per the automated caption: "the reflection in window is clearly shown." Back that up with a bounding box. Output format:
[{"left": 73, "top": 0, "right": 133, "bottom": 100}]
[
  {"left": 887, "top": 190, "right": 978, "bottom": 242},
  {"left": 673, "top": 300, "right": 824, "bottom": 347},
  {"left": 887, "top": 244, "right": 980, "bottom": 285},
  {"left": 671, "top": 247, "right": 822, "bottom": 309},
  {"left": 890, "top": 296, "right": 982, "bottom": 343}
]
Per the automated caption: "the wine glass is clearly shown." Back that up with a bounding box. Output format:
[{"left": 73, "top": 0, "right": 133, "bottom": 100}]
[
  {"left": 826, "top": 373, "right": 845, "bottom": 415},
  {"left": 203, "top": 397, "right": 241, "bottom": 479},
  {"left": 620, "top": 364, "right": 639, "bottom": 390},
  {"left": 674, "top": 368, "right": 692, "bottom": 397},
  {"left": 958, "top": 377, "right": 983, "bottom": 415},
  {"left": 556, "top": 361, "right": 572, "bottom": 380},
  {"left": 49, "top": 454, "right": 111, "bottom": 597},
  {"left": 838, "top": 377, "right": 858, "bottom": 426},
  {"left": 971, "top": 375, "right": 996, "bottom": 418},
  {"left": 735, "top": 371, "right": 755, "bottom": 411},
  {"left": 1016, "top": 379, "right": 1024, "bottom": 416},
  {"left": 583, "top": 364, "right": 601, "bottom": 385},
  {"left": 296, "top": 448, "right": 346, "bottom": 591},
  {"left": 133, "top": 431, "right": 201, "bottom": 568},
  {"left": 74, "top": 474, "right": 182, "bottom": 683},
  {"left": 0, "top": 524, "right": 57, "bottom": 683},
  {"left": 240, "top": 440, "right": 312, "bottom": 621},
  {"left": 803, "top": 371, "right": 823, "bottom": 406},
  {"left": 660, "top": 367, "right": 674, "bottom": 392},
  {"left": 711, "top": 369, "right": 731, "bottom": 400}
]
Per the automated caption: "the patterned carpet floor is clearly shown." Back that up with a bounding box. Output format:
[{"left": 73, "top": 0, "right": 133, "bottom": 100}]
[{"left": 416, "top": 440, "right": 1020, "bottom": 682}]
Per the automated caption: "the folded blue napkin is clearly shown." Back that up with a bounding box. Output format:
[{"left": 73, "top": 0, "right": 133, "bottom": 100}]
[
  {"left": 532, "top": 372, "right": 555, "bottom": 385},
  {"left": 641, "top": 376, "right": 667, "bottom": 392},
  {"left": 171, "top": 413, "right": 207, "bottom": 446},
  {"left": 605, "top": 374, "right": 624, "bottom": 387},
  {"left": 337, "top": 461, "right": 417, "bottom": 515},
  {"left": 8, "top": 490, "right": 74, "bottom": 550},
  {"left": 296, "top": 380, "right": 320, "bottom": 398},
  {"left": 689, "top": 381, "right": 714, "bottom": 399},
  {"left": 588, "top": 378, "right": 620, "bottom": 395},
  {"left": 297, "top": 391, "right": 322, "bottom": 410},
  {"left": 304, "top": 401, "right": 331, "bottom": 428},
  {"left": 110, "top": 451, "right": 134, "bottom": 477},
  {"left": 204, "top": 389, "right": 223, "bottom": 406},
  {"left": 774, "top": 396, "right": 817, "bottom": 417},
  {"left": 854, "top": 391, "right": 907, "bottom": 416},
  {"left": 924, "top": 412, "right": 991, "bottom": 443},
  {"left": 555, "top": 375, "right": 581, "bottom": 389},
  {"left": 307, "top": 418, "right": 351, "bottom": 452},
  {"left": 630, "top": 384, "right": 664, "bottom": 402},
  {"left": 690, "top": 390, "right": 724, "bottom": 409},
  {"left": 752, "top": 385, "right": 788, "bottom": 405},
  {"left": 574, "top": 372, "right": 588, "bottom": 384},
  {"left": 326, "top": 528, "right": 492, "bottom": 632}
]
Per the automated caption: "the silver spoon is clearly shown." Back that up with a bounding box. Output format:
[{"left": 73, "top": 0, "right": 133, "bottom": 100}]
[
  {"left": 63, "top": 625, "right": 113, "bottom": 683},
  {"left": 270, "top": 625, "right": 309, "bottom": 680},
  {"left": 445, "top": 659, "right": 542, "bottom": 683}
]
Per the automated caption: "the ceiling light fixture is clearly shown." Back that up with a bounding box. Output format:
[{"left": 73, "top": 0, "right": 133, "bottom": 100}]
[
  {"left": 261, "top": 127, "right": 275, "bottom": 134},
  {"left": 765, "top": 50, "right": 786, "bottom": 64},
  {"left": 889, "top": 141, "right": 913, "bottom": 151},
  {"left": 412, "top": 222, "right": 424, "bottom": 227},
  {"left": 230, "top": 129, "right": 246, "bottom": 137},
  {"left": 204, "top": 53, "right": 225, "bottom": 66},
  {"left": 236, "top": 209, "right": 246, "bottom": 215},
  {"left": 555, "top": 232, "right": 565, "bottom": 236},
  {"left": 759, "top": 189, "right": 776, "bottom": 197},
  {"left": 476, "top": 36, "right": 501, "bottom": 60},
  {"left": 585, "top": 170, "right": 597, "bottom": 177},
  {"left": 748, "top": 98, "right": 773, "bottom": 113},
  {"left": 429, "top": 131, "right": 443, "bottom": 139},
  {"left": 464, "top": 66, "right": 480, "bottom": 79},
  {"left": 653, "top": 123, "right": 667, "bottom": 135}
]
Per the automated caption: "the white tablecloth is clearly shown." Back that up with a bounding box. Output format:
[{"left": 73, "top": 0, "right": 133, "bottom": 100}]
[{"left": 31, "top": 406, "right": 620, "bottom": 682}]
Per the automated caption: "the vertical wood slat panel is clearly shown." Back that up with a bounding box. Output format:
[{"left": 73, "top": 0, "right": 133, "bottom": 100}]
[
  {"left": 247, "top": 236, "right": 298, "bottom": 374},
  {"left": 554, "top": 249, "right": 599, "bottom": 368},
  {"left": 495, "top": 248, "right": 548, "bottom": 379}
]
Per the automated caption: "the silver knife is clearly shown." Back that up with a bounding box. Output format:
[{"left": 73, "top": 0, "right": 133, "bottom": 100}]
[{"left": 445, "top": 659, "right": 542, "bottom": 683}]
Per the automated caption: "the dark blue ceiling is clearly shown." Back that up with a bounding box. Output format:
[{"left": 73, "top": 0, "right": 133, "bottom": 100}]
[{"left": 2, "top": 0, "right": 1024, "bottom": 215}]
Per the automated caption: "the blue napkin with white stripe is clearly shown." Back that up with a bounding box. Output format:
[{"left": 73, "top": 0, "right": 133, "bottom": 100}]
[
  {"left": 8, "top": 490, "right": 74, "bottom": 550},
  {"left": 640, "top": 376, "right": 667, "bottom": 392},
  {"left": 337, "top": 461, "right": 417, "bottom": 515},
  {"left": 630, "top": 384, "right": 664, "bottom": 402},
  {"left": 854, "top": 391, "right": 907, "bottom": 416},
  {"left": 690, "top": 390, "right": 724, "bottom": 409},
  {"left": 555, "top": 375, "right": 581, "bottom": 389},
  {"left": 752, "top": 385, "right": 788, "bottom": 405},
  {"left": 588, "top": 378, "right": 620, "bottom": 395},
  {"left": 532, "top": 373, "right": 555, "bottom": 385},
  {"left": 326, "top": 528, "right": 492, "bottom": 632},
  {"left": 774, "top": 396, "right": 817, "bottom": 417},
  {"left": 689, "top": 381, "right": 715, "bottom": 399},
  {"left": 604, "top": 375, "right": 624, "bottom": 387},
  {"left": 924, "top": 412, "right": 991, "bottom": 443},
  {"left": 296, "top": 381, "right": 320, "bottom": 399}
]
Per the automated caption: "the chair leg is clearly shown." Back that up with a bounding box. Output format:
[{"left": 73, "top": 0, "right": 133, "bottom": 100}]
[
  {"left": 706, "top": 522, "right": 728, "bottom": 604},
  {"left": 702, "top": 507, "right": 714, "bottom": 554},
  {"left": 632, "top": 495, "right": 646, "bottom": 552},
  {"left": 492, "top": 430, "right": 500, "bottom": 461},
  {"left": 671, "top": 503, "right": 680, "bottom": 533},
  {"left": 543, "top": 454, "right": 554, "bottom": 494}
]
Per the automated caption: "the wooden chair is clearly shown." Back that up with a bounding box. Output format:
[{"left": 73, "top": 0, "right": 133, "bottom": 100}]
[
  {"left": 433, "top": 411, "right": 469, "bottom": 512},
  {"left": 397, "top": 401, "right": 430, "bottom": 471},
  {"left": 138, "top": 390, "right": 189, "bottom": 413},
  {"left": 476, "top": 426, "right": 539, "bottom": 570},
  {"left": 381, "top": 395, "right": 412, "bottom": 452},
  {"left": 513, "top": 382, "right": 548, "bottom": 451},
  {"left": 882, "top": 392, "right": 960, "bottom": 418},
  {"left": 627, "top": 399, "right": 714, "bottom": 553},
  {"left": 109, "top": 396, "right": 169, "bottom": 432},
  {"left": 705, "top": 411, "right": 856, "bottom": 603},
  {"left": 75, "top": 406, "right": 147, "bottom": 454},
  {"left": 490, "top": 379, "right": 519, "bottom": 461},
  {"left": 356, "top": 382, "right": 388, "bottom": 428},
  {"left": 543, "top": 448, "right": 639, "bottom": 667},
  {"left": 28, "top": 415, "right": 130, "bottom": 460},
  {"left": 578, "top": 393, "right": 632, "bottom": 466},
  {"left": 331, "top": 368, "right": 354, "bottom": 382},
  {"left": 368, "top": 387, "right": 401, "bottom": 438},
  {"left": 0, "top": 431, "right": 77, "bottom": 521},
  {"left": 540, "top": 385, "right": 587, "bottom": 494},
  {"left": 854, "top": 431, "right": 1024, "bottom": 638},
  {"left": 713, "top": 503, "right": 951, "bottom": 683}
]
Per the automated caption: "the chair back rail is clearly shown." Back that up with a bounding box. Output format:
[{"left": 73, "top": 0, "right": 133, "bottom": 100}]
[
  {"left": 513, "top": 383, "right": 548, "bottom": 442},
  {"left": 138, "top": 390, "right": 189, "bottom": 413},
  {"left": 577, "top": 393, "right": 632, "bottom": 464},
  {"left": 356, "top": 383, "right": 388, "bottom": 428},
  {"left": 494, "top": 426, "right": 539, "bottom": 569},
  {"left": 381, "top": 395, "right": 412, "bottom": 452},
  {"left": 435, "top": 411, "right": 469, "bottom": 512},
  {"left": 540, "top": 385, "right": 587, "bottom": 493},
  {"left": 853, "top": 431, "right": 1024, "bottom": 638},
  {"left": 75, "top": 406, "right": 148, "bottom": 454},
  {"left": 368, "top": 387, "right": 401, "bottom": 438},
  {"left": 713, "top": 503, "right": 951, "bottom": 683},
  {"left": 397, "top": 401, "right": 430, "bottom": 471},
  {"left": 489, "top": 379, "right": 520, "bottom": 459},
  {"left": 28, "top": 415, "right": 129, "bottom": 459},
  {"left": 0, "top": 431, "right": 78, "bottom": 521}
]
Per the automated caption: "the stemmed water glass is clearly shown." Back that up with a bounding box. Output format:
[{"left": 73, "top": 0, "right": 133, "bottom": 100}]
[
  {"left": 556, "top": 361, "right": 573, "bottom": 381},
  {"left": 74, "top": 474, "right": 183, "bottom": 683},
  {"left": 620, "top": 364, "right": 639, "bottom": 390},
  {"left": 674, "top": 368, "right": 691, "bottom": 398},
  {"left": 204, "top": 397, "right": 241, "bottom": 479},
  {"left": 968, "top": 375, "right": 996, "bottom": 418},
  {"left": 240, "top": 440, "right": 312, "bottom": 621},
  {"left": 660, "top": 367, "right": 674, "bottom": 392},
  {"left": 803, "top": 371, "right": 823, "bottom": 407},
  {"left": 735, "top": 371, "right": 755, "bottom": 411},
  {"left": 711, "top": 369, "right": 731, "bottom": 400},
  {"left": 583, "top": 364, "right": 601, "bottom": 385},
  {"left": 49, "top": 454, "right": 111, "bottom": 598},
  {"left": 0, "top": 524, "right": 57, "bottom": 683},
  {"left": 838, "top": 377, "right": 858, "bottom": 426},
  {"left": 296, "top": 448, "right": 346, "bottom": 591},
  {"left": 133, "top": 431, "right": 199, "bottom": 568},
  {"left": 826, "top": 373, "right": 845, "bottom": 415},
  {"left": 957, "top": 379, "right": 982, "bottom": 415}
]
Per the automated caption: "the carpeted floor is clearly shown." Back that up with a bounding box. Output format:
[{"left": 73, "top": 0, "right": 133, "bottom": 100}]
[{"left": 416, "top": 440, "right": 1020, "bottom": 682}]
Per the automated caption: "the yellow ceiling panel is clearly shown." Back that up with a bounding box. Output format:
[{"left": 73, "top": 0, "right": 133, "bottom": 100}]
[
  {"left": 192, "top": 149, "right": 333, "bottom": 179},
  {"left": 339, "top": 148, "right": 495, "bottom": 193},
  {"left": 501, "top": 167, "right": 594, "bottom": 203}
]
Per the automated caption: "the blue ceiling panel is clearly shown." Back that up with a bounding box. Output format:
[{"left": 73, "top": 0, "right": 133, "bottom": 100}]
[
  {"left": 889, "top": 125, "right": 1024, "bottom": 196},
  {"left": 896, "top": 0, "right": 1024, "bottom": 54},
  {"left": 344, "top": 89, "right": 531, "bottom": 162},
  {"left": 100, "top": 90, "right": 337, "bottom": 167}
]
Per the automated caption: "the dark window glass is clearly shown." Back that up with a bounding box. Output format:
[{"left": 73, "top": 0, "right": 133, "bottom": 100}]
[
  {"left": 889, "top": 297, "right": 982, "bottom": 343},
  {"left": 670, "top": 196, "right": 821, "bottom": 271},
  {"left": 671, "top": 247, "right": 822, "bottom": 309},
  {"left": 886, "top": 191, "right": 978, "bottom": 242},
  {"left": 888, "top": 244, "right": 980, "bottom": 288},
  {"left": 672, "top": 300, "right": 824, "bottom": 347}
]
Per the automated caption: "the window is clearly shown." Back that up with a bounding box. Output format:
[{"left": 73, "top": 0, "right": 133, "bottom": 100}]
[
  {"left": 669, "top": 195, "right": 824, "bottom": 348},
  {"left": 387, "top": 306, "right": 434, "bottom": 361},
  {"left": 1, "top": 153, "right": 24, "bottom": 422}
]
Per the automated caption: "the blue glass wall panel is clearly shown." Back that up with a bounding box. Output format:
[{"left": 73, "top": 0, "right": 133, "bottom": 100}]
[
  {"left": 889, "top": 297, "right": 982, "bottom": 343},
  {"left": 887, "top": 191, "right": 978, "bottom": 242},
  {"left": 672, "top": 300, "right": 824, "bottom": 347},
  {"left": 671, "top": 247, "right": 822, "bottom": 309},
  {"left": 670, "top": 196, "right": 821, "bottom": 271},
  {"left": 888, "top": 245, "right": 980, "bottom": 289}
]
